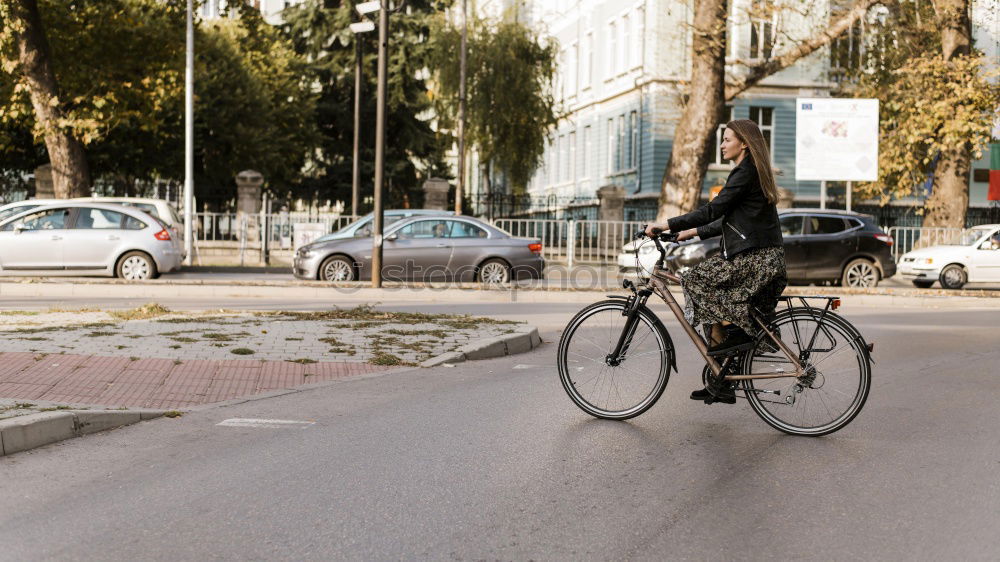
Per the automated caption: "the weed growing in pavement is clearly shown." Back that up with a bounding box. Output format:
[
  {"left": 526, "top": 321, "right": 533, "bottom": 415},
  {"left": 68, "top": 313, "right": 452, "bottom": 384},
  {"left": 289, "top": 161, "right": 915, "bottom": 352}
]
[
  {"left": 116, "top": 345, "right": 128, "bottom": 350},
  {"left": 288, "top": 358, "right": 317, "bottom": 364},
  {"left": 38, "top": 405, "right": 73, "bottom": 412},
  {"left": 368, "top": 352, "right": 411, "bottom": 366},
  {"left": 14, "top": 402, "right": 35, "bottom": 409},
  {"left": 201, "top": 333, "right": 234, "bottom": 341},
  {"left": 85, "top": 331, "right": 117, "bottom": 337},
  {"left": 17, "top": 336, "right": 49, "bottom": 341},
  {"left": 108, "top": 303, "right": 171, "bottom": 321},
  {"left": 385, "top": 328, "right": 449, "bottom": 339},
  {"left": 7, "top": 326, "right": 61, "bottom": 334},
  {"left": 129, "top": 357, "right": 139, "bottom": 361},
  {"left": 170, "top": 336, "right": 198, "bottom": 343},
  {"left": 173, "top": 360, "right": 183, "bottom": 365},
  {"left": 231, "top": 348, "right": 255, "bottom": 355},
  {"left": 285, "top": 337, "right": 303, "bottom": 341},
  {"left": 0, "top": 310, "right": 40, "bottom": 316},
  {"left": 164, "top": 410, "right": 183, "bottom": 418},
  {"left": 169, "top": 344, "right": 182, "bottom": 349},
  {"left": 318, "top": 336, "right": 345, "bottom": 346}
]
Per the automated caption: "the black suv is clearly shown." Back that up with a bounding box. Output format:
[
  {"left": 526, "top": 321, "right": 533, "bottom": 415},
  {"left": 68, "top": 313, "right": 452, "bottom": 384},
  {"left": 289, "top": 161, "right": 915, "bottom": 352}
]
[{"left": 664, "top": 209, "right": 896, "bottom": 287}]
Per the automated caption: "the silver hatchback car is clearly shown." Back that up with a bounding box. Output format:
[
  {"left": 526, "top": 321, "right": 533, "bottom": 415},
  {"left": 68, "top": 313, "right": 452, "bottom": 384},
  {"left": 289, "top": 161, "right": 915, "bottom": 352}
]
[
  {"left": 0, "top": 203, "right": 182, "bottom": 279},
  {"left": 294, "top": 215, "right": 545, "bottom": 283}
]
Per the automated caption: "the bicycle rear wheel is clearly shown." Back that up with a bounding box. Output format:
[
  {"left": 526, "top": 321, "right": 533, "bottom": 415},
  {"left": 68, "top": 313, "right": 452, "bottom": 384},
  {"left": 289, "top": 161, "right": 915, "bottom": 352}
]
[
  {"left": 557, "top": 300, "right": 673, "bottom": 420},
  {"left": 742, "top": 309, "right": 870, "bottom": 436}
]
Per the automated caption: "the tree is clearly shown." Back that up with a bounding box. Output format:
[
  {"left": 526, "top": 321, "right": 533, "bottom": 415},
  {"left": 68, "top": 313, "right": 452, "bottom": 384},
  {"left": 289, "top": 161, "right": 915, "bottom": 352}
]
[
  {"left": 282, "top": 0, "right": 452, "bottom": 211},
  {"left": 844, "top": 0, "right": 998, "bottom": 227},
  {"left": 656, "top": 0, "right": 881, "bottom": 221},
  {"left": 431, "top": 16, "right": 558, "bottom": 194},
  {"left": 0, "top": 0, "right": 91, "bottom": 197}
]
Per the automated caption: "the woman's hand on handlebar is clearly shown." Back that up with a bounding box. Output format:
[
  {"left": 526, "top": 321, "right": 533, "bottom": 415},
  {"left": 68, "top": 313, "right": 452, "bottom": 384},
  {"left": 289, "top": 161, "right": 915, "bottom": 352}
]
[{"left": 643, "top": 223, "right": 668, "bottom": 238}]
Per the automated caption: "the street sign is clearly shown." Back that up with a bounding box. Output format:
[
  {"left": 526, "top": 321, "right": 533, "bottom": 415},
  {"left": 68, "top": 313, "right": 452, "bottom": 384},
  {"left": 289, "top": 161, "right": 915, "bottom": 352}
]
[{"left": 795, "top": 98, "right": 879, "bottom": 182}]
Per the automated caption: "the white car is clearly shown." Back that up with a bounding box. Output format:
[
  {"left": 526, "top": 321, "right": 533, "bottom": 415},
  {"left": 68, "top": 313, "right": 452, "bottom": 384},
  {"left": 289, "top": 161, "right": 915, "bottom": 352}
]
[
  {"left": 897, "top": 224, "right": 1000, "bottom": 289},
  {"left": 0, "top": 202, "right": 182, "bottom": 279}
]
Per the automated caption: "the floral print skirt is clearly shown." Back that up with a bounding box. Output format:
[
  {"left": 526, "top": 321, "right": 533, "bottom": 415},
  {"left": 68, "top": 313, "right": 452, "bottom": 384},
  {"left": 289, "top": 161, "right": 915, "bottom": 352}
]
[{"left": 680, "top": 245, "right": 787, "bottom": 338}]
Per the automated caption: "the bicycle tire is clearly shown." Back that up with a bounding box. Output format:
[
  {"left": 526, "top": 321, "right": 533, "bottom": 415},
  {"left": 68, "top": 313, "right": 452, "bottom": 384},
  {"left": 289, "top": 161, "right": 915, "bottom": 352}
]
[
  {"left": 742, "top": 308, "right": 871, "bottom": 436},
  {"left": 557, "top": 299, "right": 674, "bottom": 420}
]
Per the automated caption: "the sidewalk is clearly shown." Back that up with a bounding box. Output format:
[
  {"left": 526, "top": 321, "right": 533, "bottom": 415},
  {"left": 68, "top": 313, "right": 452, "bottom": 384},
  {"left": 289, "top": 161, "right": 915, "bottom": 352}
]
[{"left": 0, "top": 305, "right": 538, "bottom": 410}]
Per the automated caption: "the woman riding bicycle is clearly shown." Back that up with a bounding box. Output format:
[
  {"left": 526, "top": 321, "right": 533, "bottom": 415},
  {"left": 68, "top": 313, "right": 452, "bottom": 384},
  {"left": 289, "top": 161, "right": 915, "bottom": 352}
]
[{"left": 644, "top": 119, "right": 786, "bottom": 403}]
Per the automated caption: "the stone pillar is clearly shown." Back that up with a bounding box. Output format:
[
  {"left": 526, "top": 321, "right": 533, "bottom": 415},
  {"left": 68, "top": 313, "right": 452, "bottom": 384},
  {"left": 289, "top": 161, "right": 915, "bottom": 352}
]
[
  {"left": 235, "top": 170, "right": 264, "bottom": 248},
  {"left": 422, "top": 177, "right": 451, "bottom": 211},
  {"left": 34, "top": 164, "right": 54, "bottom": 199},
  {"left": 596, "top": 184, "right": 626, "bottom": 222}
]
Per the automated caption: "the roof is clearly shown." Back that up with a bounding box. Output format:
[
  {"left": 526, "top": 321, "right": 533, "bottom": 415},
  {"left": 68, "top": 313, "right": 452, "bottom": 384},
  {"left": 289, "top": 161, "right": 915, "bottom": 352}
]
[{"left": 780, "top": 207, "right": 875, "bottom": 219}]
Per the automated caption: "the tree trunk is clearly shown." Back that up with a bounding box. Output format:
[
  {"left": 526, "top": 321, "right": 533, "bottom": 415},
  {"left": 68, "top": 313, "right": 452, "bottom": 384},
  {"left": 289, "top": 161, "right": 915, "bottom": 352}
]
[
  {"left": 8, "top": 0, "right": 91, "bottom": 198},
  {"left": 656, "top": 0, "right": 880, "bottom": 222},
  {"left": 656, "top": 0, "right": 727, "bottom": 221},
  {"left": 923, "top": 0, "right": 972, "bottom": 228}
]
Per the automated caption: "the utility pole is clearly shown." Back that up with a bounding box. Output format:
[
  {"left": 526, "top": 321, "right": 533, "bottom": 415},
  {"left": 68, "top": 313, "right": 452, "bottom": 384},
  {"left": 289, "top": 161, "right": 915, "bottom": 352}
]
[
  {"left": 371, "top": 0, "right": 389, "bottom": 288},
  {"left": 352, "top": 38, "right": 363, "bottom": 219},
  {"left": 455, "top": 0, "right": 467, "bottom": 216},
  {"left": 183, "top": 0, "right": 194, "bottom": 266}
]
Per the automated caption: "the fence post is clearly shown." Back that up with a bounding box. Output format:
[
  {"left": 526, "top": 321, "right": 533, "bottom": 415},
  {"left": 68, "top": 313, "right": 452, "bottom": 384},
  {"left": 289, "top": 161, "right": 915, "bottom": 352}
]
[{"left": 567, "top": 219, "right": 576, "bottom": 270}]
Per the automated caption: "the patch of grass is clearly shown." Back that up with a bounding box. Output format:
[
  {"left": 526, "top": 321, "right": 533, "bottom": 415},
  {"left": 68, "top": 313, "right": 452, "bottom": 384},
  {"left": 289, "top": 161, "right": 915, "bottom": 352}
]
[
  {"left": 18, "top": 336, "right": 49, "bottom": 341},
  {"left": 368, "top": 352, "right": 410, "bottom": 366},
  {"left": 230, "top": 347, "right": 255, "bottom": 355},
  {"left": 14, "top": 402, "right": 36, "bottom": 409},
  {"left": 201, "top": 333, "right": 233, "bottom": 341},
  {"left": 127, "top": 335, "right": 145, "bottom": 339},
  {"left": 116, "top": 345, "right": 128, "bottom": 350},
  {"left": 129, "top": 357, "right": 139, "bottom": 362},
  {"left": 285, "top": 337, "right": 303, "bottom": 341},
  {"left": 0, "top": 310, "right": 40, "bottom": 316},
  {"left": 318, "top": 336, "right": 345, "bottom": 346},
  {"left": 385, "top": 328, "right": 450, "bottom": 339},
  {"left": 170, "top": 336, "right": 198, "bottom": 343},
  {"left": 108, "top": 303, "right": 170, "bottom": 321},
  {"left": 156, "top": 315, "right": 230, "bottom": 324},
  {"left": 173, "top": 360, "right": 183, "bottom": 365},
  {"left": 5, "top": 326, "right": 61, "bottom": 335},
  {"left": 38, "top": 405, "right": 73, "bottom": 412},
  {"left": 168, "top": 344, "right": 182, "bottom": 349},
  {"left": 46, "top": 307, "right": 100, "bottom": 313},
  {"left": 85, "top": 331, "right": 117, "bottom": 337},
  {"left": 163, "top": 410, "right": 183, "bottom": 418},
  {"left": 329, "top": 348, "right": 357, "bottom": 356},
  {"left": 212, "top": 343, "right": 227, "bottom": 347},
  {"left": 78, "top": 322, "right": 116, "bottom": 329},
  {"left": 287, "top": 358, "right": 317, "bottom": 364}
]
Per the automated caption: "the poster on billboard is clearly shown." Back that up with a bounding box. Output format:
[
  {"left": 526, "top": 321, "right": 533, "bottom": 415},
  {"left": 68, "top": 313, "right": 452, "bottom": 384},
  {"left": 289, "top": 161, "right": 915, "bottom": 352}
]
[{"left": 795, "top": 98, "right": 879, "bottom": 182}]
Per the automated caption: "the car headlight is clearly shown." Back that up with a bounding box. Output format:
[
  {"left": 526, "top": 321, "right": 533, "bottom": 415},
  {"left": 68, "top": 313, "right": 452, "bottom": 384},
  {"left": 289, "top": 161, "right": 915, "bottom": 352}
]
[{"left": 917, "top": 257, "right": 934, "bottom": 266}]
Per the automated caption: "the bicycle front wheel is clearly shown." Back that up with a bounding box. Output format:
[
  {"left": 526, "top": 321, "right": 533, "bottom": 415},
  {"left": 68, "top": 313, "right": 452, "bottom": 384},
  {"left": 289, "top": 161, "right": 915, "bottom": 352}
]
[
  {"left": 557, "top": 300, "right": 672, "bottom": 420},
  {"left": 743, "top": 309, "right": 871, "bottom": 436}
]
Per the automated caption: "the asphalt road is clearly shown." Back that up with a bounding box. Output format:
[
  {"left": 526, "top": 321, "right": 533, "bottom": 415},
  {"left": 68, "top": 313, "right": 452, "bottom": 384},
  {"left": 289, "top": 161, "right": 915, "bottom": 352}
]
[{"left": 1, "top": 301, "right": 998, "bottom": 560}]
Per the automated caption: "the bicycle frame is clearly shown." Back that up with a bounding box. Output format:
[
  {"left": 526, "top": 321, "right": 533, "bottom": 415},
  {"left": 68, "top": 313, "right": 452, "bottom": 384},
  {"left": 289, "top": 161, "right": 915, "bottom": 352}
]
[{"left": 635, "top": 234, "right": 811, "bottom": 382}]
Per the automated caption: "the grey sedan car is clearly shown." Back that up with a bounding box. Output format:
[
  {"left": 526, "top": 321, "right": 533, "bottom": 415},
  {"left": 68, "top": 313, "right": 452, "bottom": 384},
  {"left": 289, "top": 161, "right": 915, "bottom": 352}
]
[
  {"left": 0, "top": 203, "right": 182, "bottom": 279},
  {"left": 293, "top": 215, "right": 545, "bottom": 283}
]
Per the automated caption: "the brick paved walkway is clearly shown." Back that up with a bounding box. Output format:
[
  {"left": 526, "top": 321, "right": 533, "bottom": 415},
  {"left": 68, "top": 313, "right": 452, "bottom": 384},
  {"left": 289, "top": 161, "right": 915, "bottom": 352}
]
[{"left": 0, "top": 352, "right": 392, "bottom": 409}]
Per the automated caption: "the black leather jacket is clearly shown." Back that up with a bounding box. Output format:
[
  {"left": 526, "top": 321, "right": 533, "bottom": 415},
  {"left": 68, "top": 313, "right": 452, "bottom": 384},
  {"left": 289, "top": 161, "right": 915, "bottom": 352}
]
[{"left": 667, "top": 156, "right": 783, "bottom": 260}]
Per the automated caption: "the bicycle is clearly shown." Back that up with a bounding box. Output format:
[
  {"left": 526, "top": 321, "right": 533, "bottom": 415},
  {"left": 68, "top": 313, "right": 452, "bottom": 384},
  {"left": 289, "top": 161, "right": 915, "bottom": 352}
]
[{"left": 557, "top": 230, "right": 873, "bottom": 436}]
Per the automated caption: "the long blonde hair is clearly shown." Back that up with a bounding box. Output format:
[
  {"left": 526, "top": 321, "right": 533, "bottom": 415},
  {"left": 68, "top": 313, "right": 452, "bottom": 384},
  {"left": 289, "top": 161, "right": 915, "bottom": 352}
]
[{"left": 726, "top": 119, "right": 778, "bottom": 205}]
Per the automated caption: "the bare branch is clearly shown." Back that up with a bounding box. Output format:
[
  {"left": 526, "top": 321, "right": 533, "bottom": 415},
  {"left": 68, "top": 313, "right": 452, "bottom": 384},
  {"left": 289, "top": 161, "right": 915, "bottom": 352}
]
[{"left": 725, "top": 0, "right": 882, "bottom": 100}]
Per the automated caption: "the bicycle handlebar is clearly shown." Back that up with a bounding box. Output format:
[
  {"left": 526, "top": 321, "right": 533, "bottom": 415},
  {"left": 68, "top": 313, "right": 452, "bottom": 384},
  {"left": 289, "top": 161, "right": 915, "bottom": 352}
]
[{"left": 635, "top": 227, "right": 679, "bottom": 243}]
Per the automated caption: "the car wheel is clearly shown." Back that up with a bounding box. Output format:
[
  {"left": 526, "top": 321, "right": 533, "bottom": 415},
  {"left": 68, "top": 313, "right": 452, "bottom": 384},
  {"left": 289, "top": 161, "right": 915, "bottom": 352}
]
[
  {"left": 841, "top": 258, "right": 879, "bottom": 288},
  {"left": 938, "top": 264, "right": 966, "bottom": 290},
  {"left": 116, "top": 251, "right": 158, "bottom": 281},
  {"left": 912, "top": 280, "right": 935, "bottom": 289},
  {"left": 319, "top": 256, "right": 356, "bottom": 282},
  {"left": 477, "top": 258, "right": 510, "bottom": 284}
]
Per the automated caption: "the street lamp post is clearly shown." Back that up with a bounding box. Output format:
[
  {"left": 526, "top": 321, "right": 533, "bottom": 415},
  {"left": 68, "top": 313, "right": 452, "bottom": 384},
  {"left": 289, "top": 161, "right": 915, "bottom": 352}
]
[
  {"left": 183, "top": 0, "right": 194, "bottom": 266},
  {"left": 349, "top": 19, "right": 376, "bottom": 220},
  {"left": 371, "top": 1, "right": 389, "bottom": 288}
]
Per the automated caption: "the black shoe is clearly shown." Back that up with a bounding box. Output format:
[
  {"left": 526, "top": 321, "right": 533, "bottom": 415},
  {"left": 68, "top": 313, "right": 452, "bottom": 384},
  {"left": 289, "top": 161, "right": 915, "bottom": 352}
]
[
  {"left": 706, "top": 327, "right": 754, "bottom": 356},
  {"left": 690, "top": 386, "right": 736, "bottom": 404}
]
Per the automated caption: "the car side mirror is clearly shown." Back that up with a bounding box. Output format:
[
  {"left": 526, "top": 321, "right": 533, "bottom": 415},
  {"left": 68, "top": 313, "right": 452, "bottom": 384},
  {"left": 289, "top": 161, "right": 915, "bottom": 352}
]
[
  {"left": 385, "top": 233, "right": 398, "bottom": 242},
  {"left": 12, "top": 223, "right": 26, "bottom": 233}
]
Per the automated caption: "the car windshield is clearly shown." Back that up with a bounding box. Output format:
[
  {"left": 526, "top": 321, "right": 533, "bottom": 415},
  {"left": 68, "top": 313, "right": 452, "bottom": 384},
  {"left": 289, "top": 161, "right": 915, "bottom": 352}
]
[{"left": 949, "top": 227, "right": 993, "bottom": 246}]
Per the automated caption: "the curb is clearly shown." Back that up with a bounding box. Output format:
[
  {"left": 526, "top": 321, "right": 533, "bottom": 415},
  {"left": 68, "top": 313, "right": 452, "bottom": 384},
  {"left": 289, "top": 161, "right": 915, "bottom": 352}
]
[
  {"left": 419, "top": 325, "right": 543, "bottom": 368},
  {"left": 0, "top": 409, "right": 166, "bottom": 457}
]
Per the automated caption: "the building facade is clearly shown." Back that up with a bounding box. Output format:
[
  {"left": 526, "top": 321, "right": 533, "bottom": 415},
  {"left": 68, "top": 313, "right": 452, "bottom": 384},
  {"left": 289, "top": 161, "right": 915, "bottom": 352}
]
[{"left": 466, "top": 0, "right": 1000, "bottom": 223}]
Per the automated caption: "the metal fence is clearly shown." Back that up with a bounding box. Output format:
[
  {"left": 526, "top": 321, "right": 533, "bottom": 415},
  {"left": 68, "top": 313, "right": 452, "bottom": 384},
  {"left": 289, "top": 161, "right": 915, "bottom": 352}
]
[
  {"left": 886, "top": 227, "right": 964, "bottom": 262},
  {"left": 493, "top": 218, "right": 645, "bottom": 266},
  {"left": 195, "top": 212, "right": 357, "bottom": 248}
]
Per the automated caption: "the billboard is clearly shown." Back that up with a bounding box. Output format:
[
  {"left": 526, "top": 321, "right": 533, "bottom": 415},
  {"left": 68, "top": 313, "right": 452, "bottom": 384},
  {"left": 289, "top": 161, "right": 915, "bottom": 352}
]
[{"left": 795, "top": 98, "right": 879, "bottom": 182}]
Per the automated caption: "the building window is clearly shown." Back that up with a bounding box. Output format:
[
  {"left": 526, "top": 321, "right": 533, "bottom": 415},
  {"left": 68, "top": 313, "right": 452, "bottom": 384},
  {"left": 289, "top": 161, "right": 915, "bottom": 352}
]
[
  {"left": 568, "top": 42, "right": 578, "bottom": 96},
  {"left": 617, "top": 115, "right": 626, "bottom": 171},
  {"left": 607, "top": 118, "right": 616, "bottom": 173},
  {"left": 569, "top": 131, "right": 577, "bottom": 186},
  {"left": 583, "top": 32, "right": 593, "bottom": 89},
  {"left": 749, "top": 0, "right": 775, "bottom": 60},
  {"left": 550, "top": 139, "right": 557, "bottom": 186},
  {"left": 749, "top": 106, "right": 774, "bottom": 160},
  {"left": 621, "top": 14, "right": 630, "bottom": 70},
  {"left": 830, "top": 17, "right": 864, "bottom": 82},
  {"left": 713, "top": 106, "right": 734, "bottom": 165},
  {"left": 629, "top": 111, "right": 638, "bottom": 169},
  {"left": 607, "top": 22, "right": 617, "bottom": 78},
  {"left": 633, "top": 7, "right": 644, "bottom": 68},
  {"left": 560, "top": 134, "right": 569, "bottom": 182},
  {"left": 582, "top": 125, "right": 592, "bottom": 179}
]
